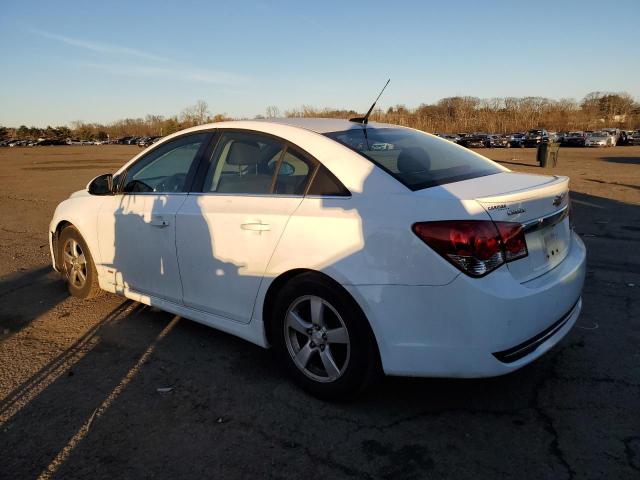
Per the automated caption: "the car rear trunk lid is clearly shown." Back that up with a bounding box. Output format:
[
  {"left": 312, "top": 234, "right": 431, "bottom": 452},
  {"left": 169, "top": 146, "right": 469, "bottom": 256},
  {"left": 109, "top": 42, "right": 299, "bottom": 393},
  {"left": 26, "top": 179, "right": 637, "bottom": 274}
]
[{"left": 473, "top": 174, "right": 571, "bottom": 282}]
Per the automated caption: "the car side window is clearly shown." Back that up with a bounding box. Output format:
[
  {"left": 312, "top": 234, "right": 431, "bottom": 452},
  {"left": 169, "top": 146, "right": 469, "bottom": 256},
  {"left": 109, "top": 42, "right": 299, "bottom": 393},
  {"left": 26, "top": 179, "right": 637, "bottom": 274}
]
[
  {"left": 123, "top": 133, "right": 208, "bottom": 193},
  {"left": 307, "top": 165, "right": 350, "bottom": 196},
  {"left": 203, "top": 131, "right": 285, "bottom": 194},
  {"left": 202, "top": 131, "right": 320, "bottom": 196},
  {"left": 272, "top": 147, "right": 316, "bottom": 195}
]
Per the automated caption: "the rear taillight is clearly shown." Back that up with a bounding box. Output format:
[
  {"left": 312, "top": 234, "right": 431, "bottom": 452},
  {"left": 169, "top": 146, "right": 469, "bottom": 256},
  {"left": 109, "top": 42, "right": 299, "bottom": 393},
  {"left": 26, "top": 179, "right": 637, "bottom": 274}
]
[
  {"left": 494, "top": 222, "right": 528, "bottom": 262},
  {"left": 412, "top": 220, "right": 528, "bottom": 277}
]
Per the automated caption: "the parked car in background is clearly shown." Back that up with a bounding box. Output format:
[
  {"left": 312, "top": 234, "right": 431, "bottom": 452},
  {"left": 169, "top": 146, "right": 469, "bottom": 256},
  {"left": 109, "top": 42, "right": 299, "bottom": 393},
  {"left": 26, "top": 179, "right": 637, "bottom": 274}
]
[
  {"left": 485, "top": 134, "right": 509, "bottom": 148},
  {"left": 48, "top": 118, "right": 586, "bottom": 399},
  {"left": 561, "top": 132, "right": 587, "bottom": 147},
  {"left": 627, "top": 130, "right": 640, "bottom": 146},
  {"left": 459, "top": 133, "right": 487, "bottom": 148},
  {"left": 618, "top": 130, "right": 634, "bottom": 145},
  {"left": 137, "top": 136, "right": 161, "bottom": 147},
  {"left": 9, "top": 140, "right": 30, "bottom": 147},
  {"left": 35, "top": 139, "right": 67, "bottom": 146},
  {"left": 508, "top": 133, "right": 526, "bottom": 148},
  {"left": 435, "top": 133, "right": 462, "bottom": 144},
  {"left": 585, "top": 131, "right": 615, "bottom": 147},
  {"left": 523, "top": 129, "right": 549, "bottom": 147},
  {"left": 601, "top": 128, "right": 620, "bottom": 146}
]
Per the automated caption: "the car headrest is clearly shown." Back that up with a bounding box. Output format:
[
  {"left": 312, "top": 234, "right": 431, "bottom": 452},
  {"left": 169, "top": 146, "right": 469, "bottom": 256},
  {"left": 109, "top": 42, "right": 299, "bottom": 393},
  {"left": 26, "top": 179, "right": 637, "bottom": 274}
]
[
  {"left": 227, "top": 140, "right": 261, "bottom": 165},
  {"left": 397, "top": 147, "right": 430, "bottom": 174}
]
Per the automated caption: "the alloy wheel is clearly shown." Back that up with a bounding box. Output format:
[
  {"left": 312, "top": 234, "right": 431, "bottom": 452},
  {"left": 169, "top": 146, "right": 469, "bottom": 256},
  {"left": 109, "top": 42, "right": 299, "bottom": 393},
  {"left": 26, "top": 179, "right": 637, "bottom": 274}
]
[
  {"left": 62, "top": 238, "right": 87, "bottom": 289},
  {"left": 284, "top": 295, "right": 351, "bottom": 383}
]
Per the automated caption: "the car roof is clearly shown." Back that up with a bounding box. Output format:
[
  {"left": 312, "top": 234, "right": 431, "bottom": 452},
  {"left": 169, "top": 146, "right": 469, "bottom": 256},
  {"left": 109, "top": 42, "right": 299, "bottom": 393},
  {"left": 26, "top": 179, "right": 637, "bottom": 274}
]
[
  {"left": 190, "top": 117, "right": 399, "bottom": 134},
  {"left": 259, "top": 117, "right": 367, "bottom": 133}
]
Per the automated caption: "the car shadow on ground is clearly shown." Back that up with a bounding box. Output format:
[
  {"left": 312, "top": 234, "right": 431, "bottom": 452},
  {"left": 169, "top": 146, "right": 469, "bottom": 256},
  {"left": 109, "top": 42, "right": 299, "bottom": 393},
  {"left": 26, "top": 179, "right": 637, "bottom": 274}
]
[
  {"left": 600, "top": 155, "right": 640, "bottom": 165},
  {"left": 0, "top": 266, "right": 68, "bottom": 338}
]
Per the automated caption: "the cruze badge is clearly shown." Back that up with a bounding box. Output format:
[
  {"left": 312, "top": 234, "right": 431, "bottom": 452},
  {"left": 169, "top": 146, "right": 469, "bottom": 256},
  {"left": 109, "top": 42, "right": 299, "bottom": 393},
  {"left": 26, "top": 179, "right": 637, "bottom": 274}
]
[
  {"left": 553, "top": 194, "right": 565, "bottom": 207},
  {"left": 507, "top": 207, "right": 526, "bottom": 216},
  {"left": 488, "top": 204, "right": 507, "bottom": 211}
]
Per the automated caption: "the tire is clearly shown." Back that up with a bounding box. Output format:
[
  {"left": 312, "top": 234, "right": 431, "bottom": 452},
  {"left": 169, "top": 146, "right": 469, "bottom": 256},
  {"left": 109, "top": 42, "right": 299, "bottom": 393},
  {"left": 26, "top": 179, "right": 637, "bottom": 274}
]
[
  {"left": 270, "top": 273, "right": 379, "bottom": 400},
  {"left": 59, "top": 225, "right": 102, "bottom": 299}
]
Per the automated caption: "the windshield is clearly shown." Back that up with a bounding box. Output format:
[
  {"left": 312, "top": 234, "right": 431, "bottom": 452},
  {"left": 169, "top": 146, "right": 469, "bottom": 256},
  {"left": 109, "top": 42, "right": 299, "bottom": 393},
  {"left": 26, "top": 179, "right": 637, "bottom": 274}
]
[
  {"left": 324, "top": 127, "right": 502, "bottom": 190},
  {"left": 591, "top": 132, "right": 607, "bottom": 138}
]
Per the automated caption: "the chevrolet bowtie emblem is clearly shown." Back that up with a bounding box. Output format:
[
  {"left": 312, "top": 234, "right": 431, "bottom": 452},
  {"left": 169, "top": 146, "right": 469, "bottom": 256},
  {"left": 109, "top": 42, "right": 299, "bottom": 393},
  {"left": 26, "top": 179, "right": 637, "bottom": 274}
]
[{"left": 553, "top": 194, "right": 565, "bottom": 207}]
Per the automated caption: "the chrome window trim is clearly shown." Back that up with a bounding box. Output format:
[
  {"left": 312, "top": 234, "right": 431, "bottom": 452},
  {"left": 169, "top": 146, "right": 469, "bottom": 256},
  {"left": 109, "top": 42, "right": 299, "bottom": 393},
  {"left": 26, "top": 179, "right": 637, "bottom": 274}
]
[
  {"left": 120, "top": 192, "right": 189, "bottom": 197},
  {"left": 187, "top": 192, "right": 305, "bottom": 199},
  {"left": 185, "top": 193, "right": 352, "bottom": 200},
  {"left": 302, "top": 194, "right": 352, "bottom": 200}
]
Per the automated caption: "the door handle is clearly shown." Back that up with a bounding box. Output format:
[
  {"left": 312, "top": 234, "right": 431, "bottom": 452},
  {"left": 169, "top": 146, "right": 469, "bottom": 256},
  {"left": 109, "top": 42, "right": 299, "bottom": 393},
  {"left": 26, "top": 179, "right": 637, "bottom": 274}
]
[
  {"left": 240, "top": 222, "right": 271, "bottom": 232},
  {"left": 150, "top": 217, "right": 170, "bottom": 228}
]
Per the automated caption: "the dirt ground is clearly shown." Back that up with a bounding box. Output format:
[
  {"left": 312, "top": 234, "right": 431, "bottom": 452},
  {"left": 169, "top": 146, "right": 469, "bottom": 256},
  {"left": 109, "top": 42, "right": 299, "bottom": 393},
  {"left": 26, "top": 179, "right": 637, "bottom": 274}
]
[{"left": 0, "top": 144, "right": 638, "bottom": 479}]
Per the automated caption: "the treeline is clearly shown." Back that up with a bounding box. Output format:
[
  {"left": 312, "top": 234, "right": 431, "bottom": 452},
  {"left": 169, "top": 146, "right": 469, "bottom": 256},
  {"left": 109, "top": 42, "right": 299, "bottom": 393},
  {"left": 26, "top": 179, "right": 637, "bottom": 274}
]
[
  {"left": 2, "top": 92, "right": 638, "bottom": 142},
  {"left": 0, "top": 100, "right": 232, "bottom": 142},
  {"left": 283, "top": 92, "right": 640, "bottom": 133}
]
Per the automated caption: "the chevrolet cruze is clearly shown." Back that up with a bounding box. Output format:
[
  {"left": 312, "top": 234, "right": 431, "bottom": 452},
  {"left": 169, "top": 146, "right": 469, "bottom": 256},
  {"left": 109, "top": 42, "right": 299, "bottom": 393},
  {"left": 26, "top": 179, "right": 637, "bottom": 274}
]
[{"left": 49, "top": 118, "right": 586, "bottom": 399}]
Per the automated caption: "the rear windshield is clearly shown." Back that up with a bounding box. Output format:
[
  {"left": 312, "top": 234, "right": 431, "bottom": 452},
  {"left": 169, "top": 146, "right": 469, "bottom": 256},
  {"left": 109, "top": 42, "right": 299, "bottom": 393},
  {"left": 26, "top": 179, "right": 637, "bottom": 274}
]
[{"left": 324, "top": 127, "right": 501, "bottom": 190}]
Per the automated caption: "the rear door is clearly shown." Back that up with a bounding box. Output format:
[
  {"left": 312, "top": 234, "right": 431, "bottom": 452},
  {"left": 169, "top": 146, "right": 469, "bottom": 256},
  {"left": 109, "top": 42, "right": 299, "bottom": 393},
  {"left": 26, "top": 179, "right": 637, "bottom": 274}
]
[{"left": 176, "top": 130, "right": 317, "bottom": 323}]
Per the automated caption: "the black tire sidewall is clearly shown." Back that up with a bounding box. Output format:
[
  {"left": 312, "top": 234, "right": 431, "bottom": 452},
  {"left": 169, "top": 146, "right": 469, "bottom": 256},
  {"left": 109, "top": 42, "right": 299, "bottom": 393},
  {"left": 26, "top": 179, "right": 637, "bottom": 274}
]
[
  {"left": 59, "top": 226, "right": 98, "bottom": 299},
  {"left": 270, "top": 274, "right": 378, "bottom": 400}
]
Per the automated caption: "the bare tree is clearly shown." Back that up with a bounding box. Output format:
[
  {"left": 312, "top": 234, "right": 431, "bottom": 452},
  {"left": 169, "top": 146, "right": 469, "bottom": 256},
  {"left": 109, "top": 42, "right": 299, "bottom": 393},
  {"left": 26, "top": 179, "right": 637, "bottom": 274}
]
[
  {"left": 180, "top": 100, "right": 211, "bottom": 126},
  {"left": 265, "top": 105, "right": 280, "bottom": 118}
]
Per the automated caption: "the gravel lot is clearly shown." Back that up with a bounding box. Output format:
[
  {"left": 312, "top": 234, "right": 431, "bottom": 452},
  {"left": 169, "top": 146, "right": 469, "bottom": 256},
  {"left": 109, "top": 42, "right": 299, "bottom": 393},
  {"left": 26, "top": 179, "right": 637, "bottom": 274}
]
[{"left": 1, "top": 145, "right": 639, "bottom": 479}]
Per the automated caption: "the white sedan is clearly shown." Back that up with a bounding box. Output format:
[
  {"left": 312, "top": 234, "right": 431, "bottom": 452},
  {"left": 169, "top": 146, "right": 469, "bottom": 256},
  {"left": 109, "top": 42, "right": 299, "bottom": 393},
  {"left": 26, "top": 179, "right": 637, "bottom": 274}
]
[
  {"left": 585, "top": 131, "right": 615, "bottom": 147},
  {"left": 49, "top": 119, "right": 586, "bottom": 399}
]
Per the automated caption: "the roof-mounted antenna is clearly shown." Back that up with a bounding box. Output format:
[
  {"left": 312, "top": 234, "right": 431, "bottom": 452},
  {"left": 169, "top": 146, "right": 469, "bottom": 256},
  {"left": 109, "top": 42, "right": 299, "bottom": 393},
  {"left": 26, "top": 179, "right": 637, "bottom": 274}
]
[{"left": 350, "top": 78, "right": 390, "bottom": 124}]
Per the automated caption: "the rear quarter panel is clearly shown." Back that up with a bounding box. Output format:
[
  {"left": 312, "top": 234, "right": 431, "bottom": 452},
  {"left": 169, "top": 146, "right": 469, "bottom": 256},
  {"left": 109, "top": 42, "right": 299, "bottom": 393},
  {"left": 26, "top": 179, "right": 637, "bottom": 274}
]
[{"left": 264, "top": 191, "right": 491, "bottom": 287}]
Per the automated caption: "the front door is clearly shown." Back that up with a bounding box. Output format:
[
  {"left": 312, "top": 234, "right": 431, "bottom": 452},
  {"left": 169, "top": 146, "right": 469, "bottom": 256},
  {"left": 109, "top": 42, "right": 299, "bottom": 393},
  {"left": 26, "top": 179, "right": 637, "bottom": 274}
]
[{"left": 97, "top": 132, "right": 210, "bottom": 303}]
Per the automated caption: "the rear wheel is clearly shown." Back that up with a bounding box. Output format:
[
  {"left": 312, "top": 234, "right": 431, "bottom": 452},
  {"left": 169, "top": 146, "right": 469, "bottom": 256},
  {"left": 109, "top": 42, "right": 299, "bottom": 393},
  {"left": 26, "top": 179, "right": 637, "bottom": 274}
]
[
  {"left": 270, "top": 273, "right": 379, "bottom": 400},
  {"left": 59, "top": 225, "right": 102, "bottom": 299}
]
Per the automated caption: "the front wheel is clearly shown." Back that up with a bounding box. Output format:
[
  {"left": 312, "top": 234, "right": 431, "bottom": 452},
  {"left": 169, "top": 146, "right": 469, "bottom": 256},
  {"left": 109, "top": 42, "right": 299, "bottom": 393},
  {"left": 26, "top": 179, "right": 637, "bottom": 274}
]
[
  {"left": 59, "top": 225, "right": 102, "bottom": 299},
  {"left": 270, "top": 273, "right": 379, "bottom": 400}
]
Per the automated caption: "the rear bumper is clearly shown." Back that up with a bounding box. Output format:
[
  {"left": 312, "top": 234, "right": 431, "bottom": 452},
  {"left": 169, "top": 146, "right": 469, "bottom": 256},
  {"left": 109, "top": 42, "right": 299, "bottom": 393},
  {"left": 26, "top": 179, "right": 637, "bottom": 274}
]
[{"left": 346, "top": 231, "right": 586, "bottom": 378}]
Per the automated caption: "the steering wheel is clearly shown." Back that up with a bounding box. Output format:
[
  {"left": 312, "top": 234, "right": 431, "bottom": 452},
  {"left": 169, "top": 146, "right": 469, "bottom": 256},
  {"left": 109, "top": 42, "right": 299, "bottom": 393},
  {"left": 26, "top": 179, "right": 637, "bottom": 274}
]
[
  {"left": 155, "top": 173, "right": 186, "bottom": 192},
  {"left": 124, "top": 179, "right": 154, "bottom": 193}
]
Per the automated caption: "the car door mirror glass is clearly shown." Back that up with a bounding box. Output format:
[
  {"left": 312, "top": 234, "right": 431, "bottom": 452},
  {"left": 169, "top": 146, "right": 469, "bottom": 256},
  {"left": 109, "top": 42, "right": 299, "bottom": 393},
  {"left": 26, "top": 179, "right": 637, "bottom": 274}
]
[
  {"left": 278, "top": 161, "right": 295, "bottom": 176},
  {"left": 87, "top": 173, "right": 114, "bottom": 195}
]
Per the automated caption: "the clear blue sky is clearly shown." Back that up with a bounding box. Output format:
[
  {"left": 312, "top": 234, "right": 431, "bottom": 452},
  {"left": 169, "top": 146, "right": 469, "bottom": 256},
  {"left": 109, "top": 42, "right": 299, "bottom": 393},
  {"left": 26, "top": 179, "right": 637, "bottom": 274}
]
[{"left": 1, "top": 0, "right": 638, "bottom": 127}]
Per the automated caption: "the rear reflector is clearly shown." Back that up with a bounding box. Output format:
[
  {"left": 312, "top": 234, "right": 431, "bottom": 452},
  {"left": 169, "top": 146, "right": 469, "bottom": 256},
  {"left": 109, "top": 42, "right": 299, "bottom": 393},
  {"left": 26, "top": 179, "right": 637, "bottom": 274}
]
[{"left": 413, "top": 220, "right": 528, "bottom": 277}]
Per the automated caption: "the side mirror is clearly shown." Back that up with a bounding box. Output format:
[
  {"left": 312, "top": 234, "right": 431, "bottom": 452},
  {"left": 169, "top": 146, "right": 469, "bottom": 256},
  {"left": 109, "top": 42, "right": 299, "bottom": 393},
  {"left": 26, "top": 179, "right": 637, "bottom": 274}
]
[
  {"left": 88, "top": 173, "right": 114, "bottom": 195},
  {"left": 278, "top": 161, "right": 295, "bottom": 176}
]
